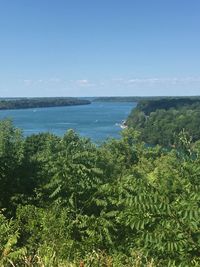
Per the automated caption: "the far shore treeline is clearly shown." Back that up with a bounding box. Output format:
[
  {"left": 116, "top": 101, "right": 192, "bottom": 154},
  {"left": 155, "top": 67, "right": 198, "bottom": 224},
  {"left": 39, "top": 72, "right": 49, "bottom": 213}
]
[
  {"left": 126, "top": 97, "right": 200, "bottom": 146},
  {"left": 93, "top": 96, "right": 200, "bottom": 102},
  {"left": 0, "top": 97, "right": 91, "bottom": 110},
  {"left": 0, "top": 97, "right": 200, "bottom": 266}
]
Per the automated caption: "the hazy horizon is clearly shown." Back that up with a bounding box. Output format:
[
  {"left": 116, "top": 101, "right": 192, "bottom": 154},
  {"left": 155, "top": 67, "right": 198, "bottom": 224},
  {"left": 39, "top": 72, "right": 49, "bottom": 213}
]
[{"left": 1, "top": 95, "right": 200, "bottom": 99}]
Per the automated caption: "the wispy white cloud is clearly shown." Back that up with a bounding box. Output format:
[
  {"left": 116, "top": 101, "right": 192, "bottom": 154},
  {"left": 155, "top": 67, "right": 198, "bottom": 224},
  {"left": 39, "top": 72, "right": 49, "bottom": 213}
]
[
  {"left": 20, "top": 76, "right": 200, "bottom": 96},
  {"left": 77, "top": 79, "right": 89, "bottom": 85},
  {"left": 71, "top": 79, "right": 96, "bottom": 87},
  {"left": 22, "top": 78, "right": 62, "bottom": 86},
  {"left": 122, "top": 77, "right": 200, "bottom": 85},
  {"left": 48, "top": 78, "right": 62, "bottom": 83}
]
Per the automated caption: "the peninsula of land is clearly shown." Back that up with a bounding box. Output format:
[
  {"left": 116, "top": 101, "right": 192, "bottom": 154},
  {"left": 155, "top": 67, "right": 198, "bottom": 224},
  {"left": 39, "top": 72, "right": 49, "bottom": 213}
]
[{"left": 0, "top": 97, "right": 91, "bottom": 110}]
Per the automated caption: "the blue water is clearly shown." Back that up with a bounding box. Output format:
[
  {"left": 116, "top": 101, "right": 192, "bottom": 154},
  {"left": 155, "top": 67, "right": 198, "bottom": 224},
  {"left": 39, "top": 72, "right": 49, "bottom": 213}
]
[{"left": 0, "top": 102, "right": 136, "bottom": 142}]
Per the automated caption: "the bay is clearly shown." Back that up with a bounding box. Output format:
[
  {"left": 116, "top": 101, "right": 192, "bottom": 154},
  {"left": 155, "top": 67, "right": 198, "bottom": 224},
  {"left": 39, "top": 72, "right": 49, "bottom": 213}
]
[{"left": 0, "top": 101, "right": 136, "bottom": 142}]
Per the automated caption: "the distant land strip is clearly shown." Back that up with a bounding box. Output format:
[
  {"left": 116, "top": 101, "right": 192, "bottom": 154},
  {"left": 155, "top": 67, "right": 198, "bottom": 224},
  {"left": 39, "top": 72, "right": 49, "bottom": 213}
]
[
  {"left": 0, "top": 97, "right": 91, "bottom": 110},
  {"left": 93, "top": 96, "right": 200, "bottom": 102}
]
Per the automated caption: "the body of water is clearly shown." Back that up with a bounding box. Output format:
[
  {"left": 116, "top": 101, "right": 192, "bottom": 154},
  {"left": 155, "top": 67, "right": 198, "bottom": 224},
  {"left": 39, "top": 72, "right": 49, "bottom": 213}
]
[{"left": 0, "top": 102, "right": 136, "bottom": 142}]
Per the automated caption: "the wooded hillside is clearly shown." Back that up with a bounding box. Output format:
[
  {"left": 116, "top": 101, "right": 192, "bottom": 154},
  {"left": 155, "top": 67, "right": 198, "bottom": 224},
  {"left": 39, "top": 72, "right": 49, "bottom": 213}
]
[{"left": 127, "top": 98, "right": 200, "bottom": 146}]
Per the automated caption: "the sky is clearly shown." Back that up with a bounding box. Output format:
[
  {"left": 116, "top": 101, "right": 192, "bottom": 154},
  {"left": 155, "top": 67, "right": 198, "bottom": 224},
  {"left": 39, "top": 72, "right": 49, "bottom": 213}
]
[{"left": 0, "top": 0, "right": 200, "bottom": 97}]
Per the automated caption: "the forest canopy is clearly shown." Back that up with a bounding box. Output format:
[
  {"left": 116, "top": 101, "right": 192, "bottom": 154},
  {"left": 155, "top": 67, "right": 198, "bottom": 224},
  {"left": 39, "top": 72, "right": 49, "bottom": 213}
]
[
  {"left": 126, "top": 98, "right": 200, "bottom": 146},
  {"left": 0, "top": 118, "right": 200, "bottom": 266}
]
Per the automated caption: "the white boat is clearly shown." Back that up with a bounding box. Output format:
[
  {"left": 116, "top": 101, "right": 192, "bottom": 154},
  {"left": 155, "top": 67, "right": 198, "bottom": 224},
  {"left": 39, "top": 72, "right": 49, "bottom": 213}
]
[{"left": 120, "top": 120, "right": 127, "bottom": 129}]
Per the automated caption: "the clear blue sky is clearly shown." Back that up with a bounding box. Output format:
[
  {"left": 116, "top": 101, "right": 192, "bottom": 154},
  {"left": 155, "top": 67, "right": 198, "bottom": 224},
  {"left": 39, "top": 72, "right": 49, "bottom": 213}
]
[{"left": 0, "top": 0, "right": 200, "bottom": 97}]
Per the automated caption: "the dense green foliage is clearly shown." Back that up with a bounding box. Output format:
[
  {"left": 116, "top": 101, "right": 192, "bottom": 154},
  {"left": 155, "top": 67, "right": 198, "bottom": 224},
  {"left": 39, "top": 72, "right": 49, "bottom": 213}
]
[
  {"left": 0, "top": 98, "right": 90, "bottom": 110},
  {"left": 127, "top": 98, "right": 200, "bottom": 146},
  {"left": 0, "top": 120, "right": 200, "bottom": 266},
  {"left": 132, "top": 98, "right": 200, "bottom": 115}
]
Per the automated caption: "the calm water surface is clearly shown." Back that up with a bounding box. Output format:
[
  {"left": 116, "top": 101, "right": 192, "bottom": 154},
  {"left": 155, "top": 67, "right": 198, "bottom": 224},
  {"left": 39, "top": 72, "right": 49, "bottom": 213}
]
[{"left": 0, "top": 102, "right": 136, "bottom": 142}]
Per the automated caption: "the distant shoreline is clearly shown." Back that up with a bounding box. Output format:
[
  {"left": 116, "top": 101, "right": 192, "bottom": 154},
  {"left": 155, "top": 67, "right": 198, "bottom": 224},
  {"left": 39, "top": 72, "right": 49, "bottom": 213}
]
[
  {"left": 93, "top": 96, "right": 200, "bottom": 102},
  {"left": 0, "top": 97, "right": 91, "bottom": 110}
]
